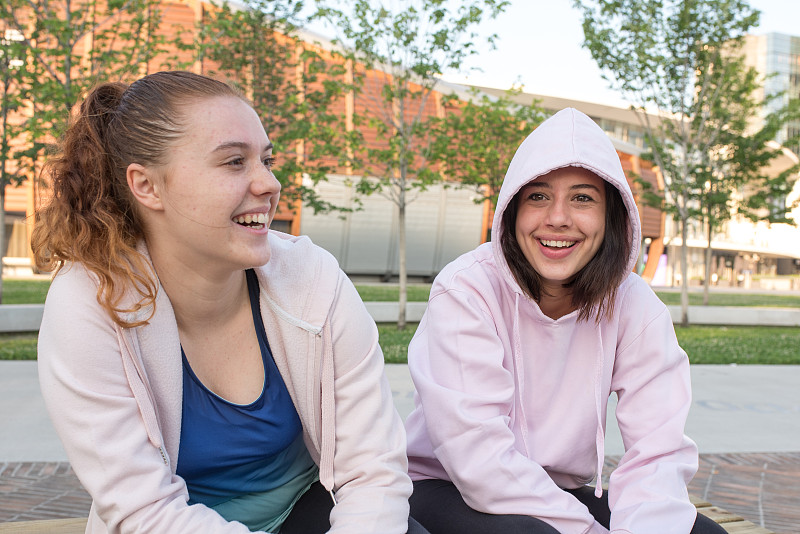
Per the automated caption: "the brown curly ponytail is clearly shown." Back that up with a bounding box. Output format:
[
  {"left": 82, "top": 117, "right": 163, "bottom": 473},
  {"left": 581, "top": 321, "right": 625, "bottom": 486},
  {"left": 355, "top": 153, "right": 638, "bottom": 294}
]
[{"left": 32, "top": 71, "right": 244, "bottom": 328}]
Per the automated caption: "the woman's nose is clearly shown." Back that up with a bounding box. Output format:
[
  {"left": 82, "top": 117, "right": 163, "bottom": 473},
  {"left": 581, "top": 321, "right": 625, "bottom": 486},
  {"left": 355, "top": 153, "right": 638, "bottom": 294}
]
[
  {"left": 251, "top": 166, "right": 282, "bottom": 196},
  {"left": 545, "top": 199, "right": 570, "bottom": 227}
]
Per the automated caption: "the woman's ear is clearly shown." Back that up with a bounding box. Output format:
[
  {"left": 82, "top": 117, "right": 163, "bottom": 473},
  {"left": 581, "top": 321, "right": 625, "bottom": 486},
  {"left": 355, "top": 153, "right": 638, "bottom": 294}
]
[{"left": 127, "top": 163, "right": 164, "bottom": 211}]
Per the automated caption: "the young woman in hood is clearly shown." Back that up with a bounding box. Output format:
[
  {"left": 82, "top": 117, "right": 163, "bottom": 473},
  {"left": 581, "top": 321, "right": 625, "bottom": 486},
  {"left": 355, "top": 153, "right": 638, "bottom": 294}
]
[
  {"left": 32, "top": 71, "right": 427, "bottom": 534},
  {"left": 404, "top": 108, "right": 725, "bottom": 534}
]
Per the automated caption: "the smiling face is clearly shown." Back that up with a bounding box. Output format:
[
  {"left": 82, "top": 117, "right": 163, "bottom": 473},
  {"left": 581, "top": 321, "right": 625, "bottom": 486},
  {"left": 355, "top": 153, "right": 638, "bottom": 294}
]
[
  {"left": 514, "top": 166, "right": 606, "bottom": 293},
  {"left": 137, "top": 95, "right": 281, "bottom": 277}
]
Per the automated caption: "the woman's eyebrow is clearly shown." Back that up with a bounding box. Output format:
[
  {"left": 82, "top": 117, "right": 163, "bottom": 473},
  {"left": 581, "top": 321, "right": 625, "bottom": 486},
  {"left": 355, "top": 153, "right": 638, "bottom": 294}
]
[
  {"left": 525, "top": 181, "right": 551, "bottom": 189},
  {"left": 571, "top": 183, "right": 602, "bottom": 192},
  {"left": 212, "top": 141, "right": 274, "bottom": 153}
]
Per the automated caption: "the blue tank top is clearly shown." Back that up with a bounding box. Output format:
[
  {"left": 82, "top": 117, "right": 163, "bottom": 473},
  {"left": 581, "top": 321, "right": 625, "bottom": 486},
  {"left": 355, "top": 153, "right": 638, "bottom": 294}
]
[{"left": 176, "top": 269, "right": 318, "bottom": 531}]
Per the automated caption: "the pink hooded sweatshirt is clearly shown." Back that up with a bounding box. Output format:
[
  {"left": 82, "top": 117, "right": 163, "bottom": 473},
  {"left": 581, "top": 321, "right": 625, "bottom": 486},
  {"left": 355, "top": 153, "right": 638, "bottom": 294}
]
[{"left": 405, "top": 108, "right": 698, "bottom": 534}]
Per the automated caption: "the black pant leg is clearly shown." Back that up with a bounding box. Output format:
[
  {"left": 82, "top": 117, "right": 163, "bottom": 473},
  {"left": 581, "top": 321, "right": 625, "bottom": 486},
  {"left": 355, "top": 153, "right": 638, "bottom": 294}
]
[
  {"left": 410, "top": 479, "right": 559, "bottom": 534},
  {"left": 279, "top": 481, "right": 333, "bottom": 534},
  {"left": 564, "top": 486, "right": 611, "bottom": 528},
  {"left": 567, "top": 485, "right": 728, "bottom": 534}
]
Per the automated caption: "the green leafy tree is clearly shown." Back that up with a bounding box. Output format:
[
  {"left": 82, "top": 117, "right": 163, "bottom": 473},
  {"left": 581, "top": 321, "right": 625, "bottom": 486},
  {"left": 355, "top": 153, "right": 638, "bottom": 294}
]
[
  {"left": 430, "top": 87, "right": 545, "bottom": 241},
  {"left": 693, "top": 88, "right": 800, "bottom": 305},
  {"left": 1, "top": 0, "right": 165, "bottom": 293},
  {"left": 4, "top": 0, "right": 165, "bottom": 297},
  {"left": 173, "top": 0, "right": 354, "bottom": 216},
  {"left": 3, "top": 0, "right": 165, "bottom": 172},
  {"left": 573, "top": 0, "right": 799, "bottom": 325},
  {"left": 0, "top": 24, "right": 26, "bottom": 302},
  {"left": 317, "top": 0, "right": 509, "bottom": 328}
]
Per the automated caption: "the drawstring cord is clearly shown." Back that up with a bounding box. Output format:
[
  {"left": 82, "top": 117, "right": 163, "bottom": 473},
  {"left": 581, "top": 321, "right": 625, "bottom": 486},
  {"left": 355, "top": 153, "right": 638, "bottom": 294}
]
[
  {"left": 320, "top": 323, "right": 336, "bottom": 496},
  {"left": 512, "top": 293, "right": 531, "bottom": 456},
  {"left": 593, "top": 326, "right": 606, "bottom": 498}
]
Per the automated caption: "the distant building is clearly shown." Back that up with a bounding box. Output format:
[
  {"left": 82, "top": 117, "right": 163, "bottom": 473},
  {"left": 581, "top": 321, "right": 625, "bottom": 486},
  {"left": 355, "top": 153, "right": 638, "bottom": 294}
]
[{"left": 743, "top": 32, "right": 800, "bottom": 156}]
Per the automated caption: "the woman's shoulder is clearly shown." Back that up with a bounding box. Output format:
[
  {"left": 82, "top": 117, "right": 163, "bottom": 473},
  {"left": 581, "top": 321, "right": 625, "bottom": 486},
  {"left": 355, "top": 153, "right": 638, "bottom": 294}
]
[
  {"left": 265, "top": 230, "right": 339, "bottom": 272},
  {"left": 44, "top": 263, "right": 103, "bottom": 313},
  {"left": 255, "top": 231, "right": 343, "bottom": 325},
  {"left": 39, "top": 264, "right": 120, "bottom": 363},
  {"left": 612, "top": 272, "right": 671, "bottom": 326},
  {"left": 616, "top": 272, "right": 664, "bottom": 304},
  {"left": 433, "top": 243, "right": 501, "bottom": 294}
]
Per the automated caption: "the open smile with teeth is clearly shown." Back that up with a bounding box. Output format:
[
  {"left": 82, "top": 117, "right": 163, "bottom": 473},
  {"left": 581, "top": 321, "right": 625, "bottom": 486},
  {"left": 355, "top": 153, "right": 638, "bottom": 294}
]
[
  {"left": 234, "top": 213, "right": 268, "bottom": 228},
  {"left": 540, "top": 239, "right": 577, "bottom": 249}
]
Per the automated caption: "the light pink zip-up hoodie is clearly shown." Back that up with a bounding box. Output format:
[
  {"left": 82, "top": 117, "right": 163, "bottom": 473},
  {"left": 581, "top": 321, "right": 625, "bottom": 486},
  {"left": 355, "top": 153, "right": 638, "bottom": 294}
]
[
  {"left": 38, "top": 231, "right": 412, "bottom": 533},
  {"left": 405, "top": 108, "right": 698, "bottom": 534}
]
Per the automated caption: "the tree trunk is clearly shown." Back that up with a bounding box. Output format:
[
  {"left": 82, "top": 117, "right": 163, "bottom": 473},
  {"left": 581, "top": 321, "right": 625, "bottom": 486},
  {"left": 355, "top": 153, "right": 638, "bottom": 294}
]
[
  {"left": 397, "top": 196, "right": 407, "bottom": 330},
  {"left": 703, "top": 219, "right": 712, "bottom": 306},
  {"left": 680, "top": 216, "right": 689, "bottom": 327},
  {"left": 0, "top": 191, "right": 5, "bottom": 303},
  {"left": 397, "top": 146, "right": 408, "bottom": 330},
  {"left": 1, "top": 65, "right": 9, "bottom": 305}
]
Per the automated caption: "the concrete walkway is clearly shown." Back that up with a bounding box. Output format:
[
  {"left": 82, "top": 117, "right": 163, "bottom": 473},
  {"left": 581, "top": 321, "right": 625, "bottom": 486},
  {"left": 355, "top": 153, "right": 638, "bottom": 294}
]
[
  {"left": 3, "top": 361, "right": 799, "bottom": 461},
  {"left": 2, "top": 361, "right": 799, "bottom": 532},
  {"left": 387, "top": 363, "right": 800, "bottom": 455}
]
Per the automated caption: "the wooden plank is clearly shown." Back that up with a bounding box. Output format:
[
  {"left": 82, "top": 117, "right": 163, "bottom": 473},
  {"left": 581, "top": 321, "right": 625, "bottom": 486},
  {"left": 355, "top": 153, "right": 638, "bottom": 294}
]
[
  {"left": 690, "top": 494, "right": 713, "bottom": 508},
  {"left": 720, "top": 521, "right": 775, "bottom": 534},
  {"left": 698, "top": 505, "right": 746, "bottom": 523},
  {"left": 0, "top": 518, "right": 87, "bottom": 533}
]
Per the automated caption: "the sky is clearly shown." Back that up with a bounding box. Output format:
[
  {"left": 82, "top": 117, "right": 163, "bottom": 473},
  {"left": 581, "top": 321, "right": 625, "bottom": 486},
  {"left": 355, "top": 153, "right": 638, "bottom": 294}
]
[{"left": 439, "top": 0, "right": 800, "bottom": 108}]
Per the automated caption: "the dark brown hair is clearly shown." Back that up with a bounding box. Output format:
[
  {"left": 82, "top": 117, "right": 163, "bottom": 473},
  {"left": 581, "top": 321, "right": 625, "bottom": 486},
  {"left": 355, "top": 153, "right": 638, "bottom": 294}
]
[
  {"left": 500, "top": 178, "right": 631, "bottom": 321},
  {"left": 32, "top": 71, "right": 246, "bottom": 327}
]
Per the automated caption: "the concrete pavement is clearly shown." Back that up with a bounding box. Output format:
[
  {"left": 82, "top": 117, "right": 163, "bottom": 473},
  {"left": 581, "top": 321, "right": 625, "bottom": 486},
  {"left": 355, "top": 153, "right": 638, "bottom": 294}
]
[
  {"left": 387, "top": 363, "right": 800, "bottom": 455},
  {"left": 3, "top": 361, "right": 799, "bottom": 461}
]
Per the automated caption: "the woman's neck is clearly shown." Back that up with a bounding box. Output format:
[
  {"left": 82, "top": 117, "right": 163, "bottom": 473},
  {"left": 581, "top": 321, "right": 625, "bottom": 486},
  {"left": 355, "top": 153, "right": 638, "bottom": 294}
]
[
  {"left": 147, "top": 243, "right": 249, "bottom": 331},
  {"left": 537, "top": 283, "right": 576, "bottom": 320}
]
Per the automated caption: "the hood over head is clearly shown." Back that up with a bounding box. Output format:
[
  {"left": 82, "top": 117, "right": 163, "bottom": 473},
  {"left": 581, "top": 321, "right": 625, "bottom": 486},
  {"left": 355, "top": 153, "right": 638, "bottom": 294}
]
[
  {"left": 491, "top": 107, "right": 642, "bottom": 294},
  {"left": 489, "top": 108, "right": 644, "bottom": 498}
]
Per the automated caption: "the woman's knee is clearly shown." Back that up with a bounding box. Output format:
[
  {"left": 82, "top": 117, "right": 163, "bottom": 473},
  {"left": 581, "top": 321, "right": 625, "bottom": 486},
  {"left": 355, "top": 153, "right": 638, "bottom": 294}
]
[
  {"left": 691, "top": 512, "right": 728, "bottom": 534},
  {"left": 410, "top": 479, "right": 558, "bottom": 534}
]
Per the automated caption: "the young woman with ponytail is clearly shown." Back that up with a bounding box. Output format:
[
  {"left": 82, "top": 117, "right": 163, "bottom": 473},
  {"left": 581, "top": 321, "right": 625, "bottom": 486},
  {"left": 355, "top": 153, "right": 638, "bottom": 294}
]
[{"left": 33, "top": 71, "right": 425, "bottom": 534}]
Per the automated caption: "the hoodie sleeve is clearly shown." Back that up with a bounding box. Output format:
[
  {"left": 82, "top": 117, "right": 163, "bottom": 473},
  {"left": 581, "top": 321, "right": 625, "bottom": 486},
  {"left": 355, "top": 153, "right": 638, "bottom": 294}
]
[
  {"left": 409, "top": 282, "right": 609, "bottom": 534},
  {"left": 37, "top": 267, "right": 260, "bottom": 533},
  {"left": 325, "top": 270, "right": 413, "bottom": 533},
  {"left": 608, "top": 281, "right": 698, "bottom": 534}
]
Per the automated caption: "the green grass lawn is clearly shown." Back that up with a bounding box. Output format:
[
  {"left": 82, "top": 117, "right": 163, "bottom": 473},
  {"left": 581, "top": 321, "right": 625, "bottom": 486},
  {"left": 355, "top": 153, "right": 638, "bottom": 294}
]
[
  {"left": 675, "top": 325, "right": 800, "bottom": 364},
  {"left": 654, "top": 291, "right": 800, "bottom": 308},
  {"left": 5, "top": 324, "right": 799, "bottom": 364},
  {"left": 0, "top": 333, "right": 38, "bottom": 360},
  {"left": 374, "top": 323, "right": 800, "bottom": 365},
  {"left": 355, "top": 284, "right": 433, "bottom": 302},
  {"left": 3, "top": 278, "right": 800, "bottom": 364},
  {"left": 2, "top": 279, "right": 50, "bottom": 304}
]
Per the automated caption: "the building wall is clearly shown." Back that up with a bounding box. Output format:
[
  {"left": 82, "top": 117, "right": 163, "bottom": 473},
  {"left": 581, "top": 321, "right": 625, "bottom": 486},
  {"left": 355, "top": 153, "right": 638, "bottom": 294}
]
[
  {"left": 743, "top": 33, "right": 800, "bottom": 154},
  {"left": 300, "top": 175, "right": 484, "bottom": 279}
]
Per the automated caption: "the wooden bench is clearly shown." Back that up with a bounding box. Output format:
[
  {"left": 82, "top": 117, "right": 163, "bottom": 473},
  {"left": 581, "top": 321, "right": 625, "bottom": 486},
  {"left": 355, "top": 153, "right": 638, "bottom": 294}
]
[
  {"left": 692, "top": 495, "right": 775, "bottom": 534},
  {"left": 0, "top": 518, "right": 86, "bottom": 533},
  {"left": 0, "top": 501, "right": 776, "bottom": 533}
]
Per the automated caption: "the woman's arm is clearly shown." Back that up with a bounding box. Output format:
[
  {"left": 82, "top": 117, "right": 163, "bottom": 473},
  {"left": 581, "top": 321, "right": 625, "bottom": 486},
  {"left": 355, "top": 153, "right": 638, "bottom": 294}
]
[
  {"left": 37, "top": 267, "right": 258, "bottom": 533},
  {"left": 324, "top": 270, "right": 413, "bottom": 534},
  {"left": 410, "top": 284, "right": 608, "bottom": 534},
  {"left": 609, "top": 284, "right": 698, "bottom": 534}
]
